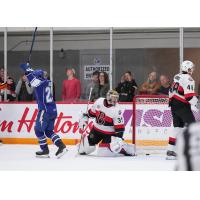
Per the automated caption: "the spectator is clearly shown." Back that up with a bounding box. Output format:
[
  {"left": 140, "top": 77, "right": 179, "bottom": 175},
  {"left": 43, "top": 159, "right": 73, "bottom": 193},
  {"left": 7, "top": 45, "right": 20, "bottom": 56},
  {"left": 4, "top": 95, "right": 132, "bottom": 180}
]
[
  {"left": 62, "top": 68, "right": 81, "bottom": 102},
  {"left": 139, "top": 71, "right": 160, "bottom": 95},
  {"left": 0, "top": 68, "right": 16, "bottom": 101},
  {"left": 0, "top": 78, "right": 16, "bottom": 102},
  {"left": 0, "top": 68, "right": 4, "bottom": 83},
  {"left": 85, "top": 70, "right": 99, "bottom": 100},
  {"left": 15, "top": 74, "right": 34, "bottom": 101},
  {"left": 91, "top": 71, "right": 109, "bottom": 102},
  {"left": 116, "top": 71, "right": 138, "bottom": 102},
  {"left": 158, "top": 75, "right": 171, "bottom": 95}
]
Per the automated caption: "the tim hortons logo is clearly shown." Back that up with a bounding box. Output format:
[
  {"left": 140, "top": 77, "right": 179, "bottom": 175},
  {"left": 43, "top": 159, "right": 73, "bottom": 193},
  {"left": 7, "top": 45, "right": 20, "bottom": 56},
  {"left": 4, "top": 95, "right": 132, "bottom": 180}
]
[{"left": 0, "top": 107, "right": 94, "bottom": 135}]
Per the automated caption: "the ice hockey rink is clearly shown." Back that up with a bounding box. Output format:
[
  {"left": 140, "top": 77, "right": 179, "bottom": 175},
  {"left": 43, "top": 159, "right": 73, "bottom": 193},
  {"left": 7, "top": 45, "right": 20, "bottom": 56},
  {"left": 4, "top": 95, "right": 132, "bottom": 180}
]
[{"left": 0, "top": 144, "right": 176, "bottom": 170}]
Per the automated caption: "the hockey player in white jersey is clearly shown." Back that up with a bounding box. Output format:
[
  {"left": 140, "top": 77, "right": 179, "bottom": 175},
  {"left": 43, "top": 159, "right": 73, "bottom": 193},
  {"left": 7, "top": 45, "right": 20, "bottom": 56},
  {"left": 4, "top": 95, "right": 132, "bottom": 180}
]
[
  {"left": 167, "top": 60, "right": 198, "bottom": 159},
  {"left": 77, "top": 90, "right": 135, "bottom": 156}
]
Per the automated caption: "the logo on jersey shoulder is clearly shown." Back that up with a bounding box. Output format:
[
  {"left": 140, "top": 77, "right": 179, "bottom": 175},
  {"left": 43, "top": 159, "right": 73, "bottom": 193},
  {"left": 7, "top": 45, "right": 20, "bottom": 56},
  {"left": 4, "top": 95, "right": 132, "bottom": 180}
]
[{"left": 118, "top": 110, "right": 122, "bottom": 115}]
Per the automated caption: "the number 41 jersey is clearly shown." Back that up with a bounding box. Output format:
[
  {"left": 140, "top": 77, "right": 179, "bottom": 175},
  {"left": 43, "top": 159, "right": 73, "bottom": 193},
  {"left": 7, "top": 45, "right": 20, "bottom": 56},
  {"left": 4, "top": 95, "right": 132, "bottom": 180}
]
[
  {"left": 88, "top": 98, "right": 125, "bottom": 135},
  {"left": 169, "top": 73, "right": 196, "bottom": 104}
]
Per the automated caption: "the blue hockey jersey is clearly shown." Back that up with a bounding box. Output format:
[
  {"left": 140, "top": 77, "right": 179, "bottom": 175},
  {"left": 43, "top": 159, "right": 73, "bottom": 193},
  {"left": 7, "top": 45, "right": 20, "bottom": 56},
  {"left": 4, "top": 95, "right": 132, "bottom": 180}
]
[{"left": 20, "top": 65, "right": 57, "bottom": 115}]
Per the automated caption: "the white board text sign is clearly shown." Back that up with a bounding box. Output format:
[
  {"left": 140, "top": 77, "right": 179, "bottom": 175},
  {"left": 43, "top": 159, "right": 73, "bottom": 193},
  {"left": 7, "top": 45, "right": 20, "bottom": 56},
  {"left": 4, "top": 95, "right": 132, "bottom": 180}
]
[{"left": 84, "top": 65, "right": 110, "bottom": 80}]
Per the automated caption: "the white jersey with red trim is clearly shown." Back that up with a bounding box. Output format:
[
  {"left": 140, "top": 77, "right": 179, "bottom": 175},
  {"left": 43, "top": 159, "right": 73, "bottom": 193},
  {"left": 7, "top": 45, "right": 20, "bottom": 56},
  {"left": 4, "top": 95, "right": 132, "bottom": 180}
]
[
  {"left": 169, "top": 73, "right": 196, "bottom": 104},
  {"left": 88, "top": 98, "right": 125, "bottom": 135}
]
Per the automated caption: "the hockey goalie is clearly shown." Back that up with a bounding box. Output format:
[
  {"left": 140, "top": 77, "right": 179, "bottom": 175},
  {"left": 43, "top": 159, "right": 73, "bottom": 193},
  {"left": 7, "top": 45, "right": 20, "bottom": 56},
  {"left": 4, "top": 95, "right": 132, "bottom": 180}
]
[{"left": 77, "top": 90, "right": 135, "bottom": 156}]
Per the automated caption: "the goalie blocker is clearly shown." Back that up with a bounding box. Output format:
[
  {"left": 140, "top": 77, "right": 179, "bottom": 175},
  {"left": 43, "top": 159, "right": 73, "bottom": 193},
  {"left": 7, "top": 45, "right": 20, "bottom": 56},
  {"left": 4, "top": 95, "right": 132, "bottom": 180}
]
[{"left": 77, "top": 90, "right": 135, "bottom": 156}]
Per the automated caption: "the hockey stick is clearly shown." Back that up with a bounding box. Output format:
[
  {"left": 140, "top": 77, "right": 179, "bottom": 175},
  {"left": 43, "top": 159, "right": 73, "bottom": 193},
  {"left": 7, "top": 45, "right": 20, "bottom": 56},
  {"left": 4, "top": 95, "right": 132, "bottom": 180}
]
[
  {"left": 77, "top": 87, "right": 93, "bottom": 155},
  {"left": 86, "top": 87, "right": 93, "bottom": 114},
  {"left": 27, "top": 27, "right": 37, "bottom": 65}
]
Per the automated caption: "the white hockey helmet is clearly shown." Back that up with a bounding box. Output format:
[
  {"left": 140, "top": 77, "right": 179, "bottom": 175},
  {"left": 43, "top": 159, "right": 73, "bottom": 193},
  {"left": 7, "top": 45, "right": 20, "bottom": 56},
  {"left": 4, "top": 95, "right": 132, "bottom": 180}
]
[
  {"left": 106, "top": 90, "right": 119, "bottom": 106},
  {"left": 181, "top": 60, "right": 195, "bottom": 74}
]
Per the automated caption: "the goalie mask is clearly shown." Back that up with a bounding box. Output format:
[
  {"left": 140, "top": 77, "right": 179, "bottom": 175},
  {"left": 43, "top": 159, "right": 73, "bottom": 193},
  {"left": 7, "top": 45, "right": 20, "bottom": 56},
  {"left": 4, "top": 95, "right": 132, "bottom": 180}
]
[
  {"left": 181, "top": 60, "right": 195, "bottom": 74},
  {"left": 106, "top": 90, "right": 119, "bottom": 106}
]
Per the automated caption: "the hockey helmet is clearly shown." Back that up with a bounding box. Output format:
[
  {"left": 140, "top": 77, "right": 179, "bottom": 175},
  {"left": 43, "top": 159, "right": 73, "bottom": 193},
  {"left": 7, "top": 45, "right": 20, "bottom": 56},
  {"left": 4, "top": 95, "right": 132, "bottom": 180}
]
[
  {"left": 106, "top": 89, "right": 119, "bottom": 106},
  {"left": 181, "top": 60, "right": 195, "bottom": 74}
]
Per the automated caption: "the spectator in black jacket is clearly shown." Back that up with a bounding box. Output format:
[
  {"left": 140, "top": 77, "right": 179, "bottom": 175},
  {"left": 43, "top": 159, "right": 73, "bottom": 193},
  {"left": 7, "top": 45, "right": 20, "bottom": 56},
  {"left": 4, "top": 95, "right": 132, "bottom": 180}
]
[
  {"left": 158, "top": 75, "right": 171, "bottom": 95},
  {"left": 116, "top": 71, "right": 138, "bottom": 102}
]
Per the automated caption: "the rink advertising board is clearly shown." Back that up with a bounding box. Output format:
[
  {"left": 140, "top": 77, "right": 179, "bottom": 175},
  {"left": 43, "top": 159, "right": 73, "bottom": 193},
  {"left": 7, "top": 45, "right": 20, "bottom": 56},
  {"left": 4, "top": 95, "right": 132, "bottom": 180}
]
[
  {"left": 0, "top": 102, "right": 132, "bottom": 144},
  {"left": 0, "top": 101, "right": 200, "bottom": 145}
]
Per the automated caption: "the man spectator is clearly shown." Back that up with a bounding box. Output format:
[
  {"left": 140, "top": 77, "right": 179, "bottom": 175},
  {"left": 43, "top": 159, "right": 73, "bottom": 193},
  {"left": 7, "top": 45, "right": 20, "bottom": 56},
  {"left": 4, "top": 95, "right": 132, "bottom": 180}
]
[
  {"left": 116, "top": 71, "right": 138, "bottom": 102},
  {"left": 139, "top": 71, "right": 160, "bottom": 95},
  {"left": 91, "top": 71, "right": 109, "bottom": 102},
  {"left": 85, "top": 70, "right": 99, "bottom": 99},
  {"left": 62, "top": 68, "right": 81, "bottom": 102},
  {"left": 158, "top": 75, "right": 171, "bottom": 95},
  {"left": 15, "top": 74, "right": 34, "bottom": 101}
]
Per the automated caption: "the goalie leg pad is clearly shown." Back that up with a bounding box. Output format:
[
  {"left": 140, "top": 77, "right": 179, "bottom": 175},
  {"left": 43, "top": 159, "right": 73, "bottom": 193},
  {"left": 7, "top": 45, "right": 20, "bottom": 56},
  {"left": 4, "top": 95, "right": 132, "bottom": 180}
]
[
  {"left": 110, "top": 136, "right": 135, "bottom": 156},
  {"left": 120, "top": 142, "right": 135, "bottom": 156},
  {"left": 77, "top": 134, "right": 96, "bottom": 155}
]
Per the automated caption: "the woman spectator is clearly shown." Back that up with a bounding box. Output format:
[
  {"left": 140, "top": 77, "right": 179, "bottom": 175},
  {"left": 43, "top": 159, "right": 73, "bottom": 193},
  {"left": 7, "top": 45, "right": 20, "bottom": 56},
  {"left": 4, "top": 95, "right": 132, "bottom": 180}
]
[
  {"left": 116, "top": 71, "right": 138, "bottom": 102},
  {"left": 139, "top": 71, "right": 160, "bottom": 95},
  {"left": 15, "top": 74, "right": 34, "bottom": 101},
  {"left": 91, "top": 71, "right": 109, "bottom": 102}
]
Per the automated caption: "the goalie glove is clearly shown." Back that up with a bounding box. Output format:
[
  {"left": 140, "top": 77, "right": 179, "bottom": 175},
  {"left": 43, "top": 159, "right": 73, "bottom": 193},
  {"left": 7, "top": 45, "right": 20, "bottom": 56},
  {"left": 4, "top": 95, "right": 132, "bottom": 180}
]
[{"left": 78, "top": 112, "right": 89, "bottom": 131}]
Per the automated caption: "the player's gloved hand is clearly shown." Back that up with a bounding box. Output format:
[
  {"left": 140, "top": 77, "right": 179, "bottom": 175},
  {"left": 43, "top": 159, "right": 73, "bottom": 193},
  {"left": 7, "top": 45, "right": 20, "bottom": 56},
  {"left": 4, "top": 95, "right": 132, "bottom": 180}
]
[
  {"left": 20, "top": 63, "right": 34, "bottom": 73},
  {"left": 189, "top": 96, "right": 198, "bottom": 107},
  {"left": 78, "top": 112, "right": 89, "bottom": 130},
  {"left": 195, "top": 98, "right": 200, "bottom": 110}
]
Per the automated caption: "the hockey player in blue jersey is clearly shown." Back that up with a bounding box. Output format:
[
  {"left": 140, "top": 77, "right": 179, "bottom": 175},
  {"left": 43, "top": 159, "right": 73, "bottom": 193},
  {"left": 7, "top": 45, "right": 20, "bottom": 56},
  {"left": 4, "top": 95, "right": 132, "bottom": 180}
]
[{"left": 20, "top": 63, "right": 67, "bottom": 158}]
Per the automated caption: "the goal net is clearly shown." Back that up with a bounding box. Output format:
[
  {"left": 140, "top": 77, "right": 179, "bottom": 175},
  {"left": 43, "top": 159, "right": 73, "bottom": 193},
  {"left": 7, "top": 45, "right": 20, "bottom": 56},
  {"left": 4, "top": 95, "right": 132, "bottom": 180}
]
[{"left": 132, "top": 95, "right": 172, "bottom": 154}]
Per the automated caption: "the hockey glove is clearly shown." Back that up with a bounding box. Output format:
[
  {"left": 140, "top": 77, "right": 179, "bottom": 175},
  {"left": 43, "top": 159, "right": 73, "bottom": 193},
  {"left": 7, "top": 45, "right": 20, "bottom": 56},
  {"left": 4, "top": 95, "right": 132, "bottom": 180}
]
[
  {"left": 78, "top": 112, "right": 89, "bottom": 130},
  {"left": 20, "top": 63, "right": 34, "bottom": 73}
]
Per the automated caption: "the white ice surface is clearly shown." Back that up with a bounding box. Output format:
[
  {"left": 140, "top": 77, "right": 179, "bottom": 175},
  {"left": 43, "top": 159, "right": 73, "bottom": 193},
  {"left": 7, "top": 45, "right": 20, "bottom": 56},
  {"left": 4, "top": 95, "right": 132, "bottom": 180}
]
[{"left": 0, "top": 144, "right": 176, "bottom": 170}]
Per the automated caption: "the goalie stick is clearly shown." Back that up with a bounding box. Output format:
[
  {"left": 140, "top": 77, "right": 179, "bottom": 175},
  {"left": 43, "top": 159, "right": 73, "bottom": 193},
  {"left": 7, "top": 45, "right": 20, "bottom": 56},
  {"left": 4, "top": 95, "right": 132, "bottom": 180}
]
[{"left": 77, "top": 87, "right": 93, "bottom": 154}]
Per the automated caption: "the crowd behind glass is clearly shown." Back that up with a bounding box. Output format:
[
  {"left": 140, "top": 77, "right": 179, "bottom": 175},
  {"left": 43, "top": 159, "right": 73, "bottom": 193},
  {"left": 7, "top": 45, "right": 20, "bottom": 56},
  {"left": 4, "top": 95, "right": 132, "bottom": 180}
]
[{"left": 0, "top": 66, "right": 172, "bottom": 103}]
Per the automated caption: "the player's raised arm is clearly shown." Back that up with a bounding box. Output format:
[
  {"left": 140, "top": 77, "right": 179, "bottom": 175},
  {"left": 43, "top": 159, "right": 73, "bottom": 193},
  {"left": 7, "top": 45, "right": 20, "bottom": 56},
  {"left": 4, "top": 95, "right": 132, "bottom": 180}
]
[{"left": 20, "top": 63, "right": 44, "bottom": 88}]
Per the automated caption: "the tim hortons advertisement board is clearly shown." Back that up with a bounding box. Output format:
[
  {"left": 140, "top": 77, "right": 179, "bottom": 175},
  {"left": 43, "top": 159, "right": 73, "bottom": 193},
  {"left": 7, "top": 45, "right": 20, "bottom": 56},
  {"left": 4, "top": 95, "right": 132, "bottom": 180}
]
[
  {"left": 0, "top": 102, "right": 199, "bottom": 145},
  {"left": 0, "top": 103, "right": 132, "bottom": 144}
]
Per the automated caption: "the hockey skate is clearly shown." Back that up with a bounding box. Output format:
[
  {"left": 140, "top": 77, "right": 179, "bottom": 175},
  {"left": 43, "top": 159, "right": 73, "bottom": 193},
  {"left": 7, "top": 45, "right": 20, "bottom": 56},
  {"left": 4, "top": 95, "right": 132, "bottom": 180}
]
[
  {"left": 36, "top": 148, "right": 50, "bottom": 158},
  {"left": 55, "top": 143, "right": 68, "bottom": 159},
  {"left": 166, "top": 150, "right": 177, "bottom": 160}
]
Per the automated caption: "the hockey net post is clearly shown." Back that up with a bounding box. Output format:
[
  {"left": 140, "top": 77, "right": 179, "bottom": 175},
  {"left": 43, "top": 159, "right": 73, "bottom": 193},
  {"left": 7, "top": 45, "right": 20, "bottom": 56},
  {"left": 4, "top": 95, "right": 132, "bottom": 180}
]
[{"left": 132, "top": 95, "right": 170, "bottom": 155}]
